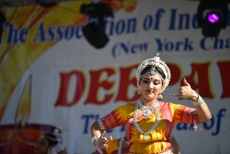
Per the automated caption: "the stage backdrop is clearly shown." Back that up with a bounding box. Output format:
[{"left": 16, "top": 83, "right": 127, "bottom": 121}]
[{"left": 0, "top": 0, "right": 230, "bottom": 153}]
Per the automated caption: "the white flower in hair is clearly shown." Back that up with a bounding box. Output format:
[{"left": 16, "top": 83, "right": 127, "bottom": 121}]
[
  {"left": 53, "top": 129, "right": 64, "bottom": 152},
  {"left": 153, "top": 53, "right": 160, "bottom": 62}
]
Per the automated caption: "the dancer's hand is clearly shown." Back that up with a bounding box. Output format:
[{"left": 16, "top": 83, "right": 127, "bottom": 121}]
[
  {"left": 172, "top": 78, "right": 198, "bottom": 100},
  {"left": 94, "top": 131, "right": 113, "bottom": 149}
]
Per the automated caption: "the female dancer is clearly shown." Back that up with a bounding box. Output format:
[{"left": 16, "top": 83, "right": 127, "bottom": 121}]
[{"left": 90, "top": 53, "right": 211, "bottom": 154}]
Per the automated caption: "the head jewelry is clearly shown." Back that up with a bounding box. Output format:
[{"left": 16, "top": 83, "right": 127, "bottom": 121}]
[
  {"left": 42, "top": 129, "right": 64, "bottom": 152},
  {"left": 135, "top": 53, "right": 171, "bottom": 93}
]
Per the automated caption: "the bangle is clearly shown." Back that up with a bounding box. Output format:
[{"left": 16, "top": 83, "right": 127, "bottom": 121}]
[
  {"left": 191, "top": 95, "right": 203, "bottom": 106},
  {"left": 92, "top": 135, "right": 100, "bottom": 147}
]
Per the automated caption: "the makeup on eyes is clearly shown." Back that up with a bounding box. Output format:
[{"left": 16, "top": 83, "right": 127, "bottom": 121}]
[{"left": 142, "top": 78, "right": 161, "bottom": 85}]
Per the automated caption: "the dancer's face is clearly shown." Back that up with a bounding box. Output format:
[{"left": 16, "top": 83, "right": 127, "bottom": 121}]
[
  {"left": 34, "top": 136, "right": 51, "bottom": 154},
  {"left": 140, "top": 74, "right": 163, "bottom": 101}
]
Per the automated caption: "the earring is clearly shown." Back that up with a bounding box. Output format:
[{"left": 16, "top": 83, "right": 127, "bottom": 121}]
[
  {"left": 158, "top": 93, "right": 163, "bottom": 100},
  {"left": 137, "top": 88, "right": 141, "bottom": 94}
]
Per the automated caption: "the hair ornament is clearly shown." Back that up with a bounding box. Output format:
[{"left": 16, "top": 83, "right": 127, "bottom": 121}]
[
  {"left": 43, "top": 129, "right": 64, "bottom": 153},
  {"left": 53, "top": 129, "right": 64, "bottom": 152}
]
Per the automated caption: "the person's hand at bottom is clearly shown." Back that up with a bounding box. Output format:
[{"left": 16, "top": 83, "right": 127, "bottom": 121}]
[{"left": 94, "top": 131, "right": 113, "bottom": 149}]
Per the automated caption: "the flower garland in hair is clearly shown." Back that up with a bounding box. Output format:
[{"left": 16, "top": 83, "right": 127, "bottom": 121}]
[
  {"left": 53, "top": 129, "right": 64, "bottom": 152},
  {"left": 135, "top": 53, "right": 171, "bottom": 93}
]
